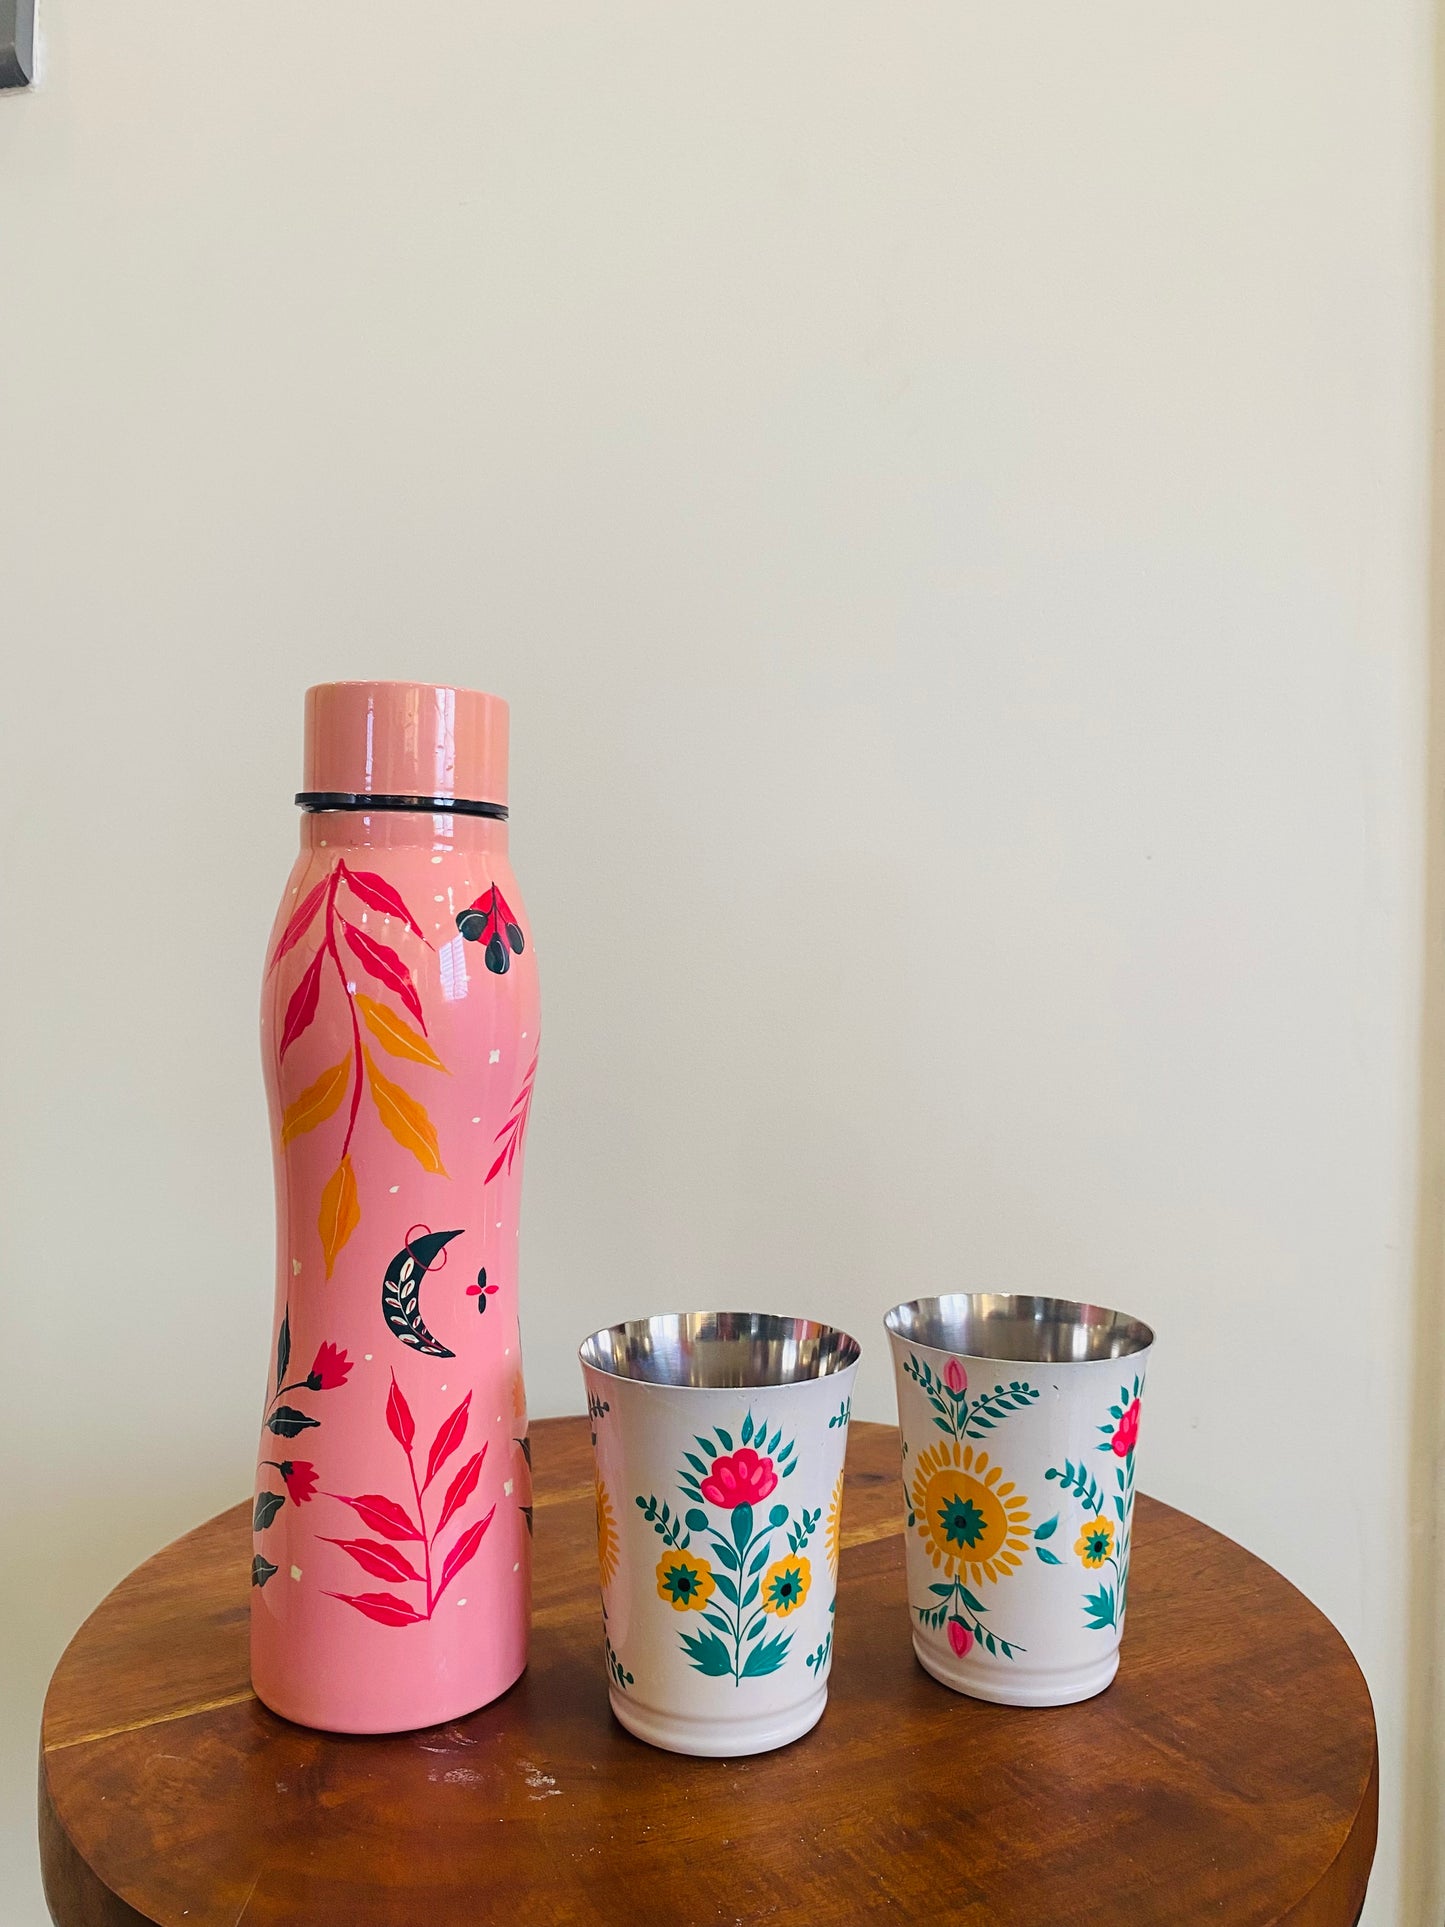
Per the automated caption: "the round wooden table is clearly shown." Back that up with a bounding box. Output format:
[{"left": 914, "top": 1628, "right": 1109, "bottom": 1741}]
[{"left": 40, "top": 1417, "right": 1377, "bottom": 1926}]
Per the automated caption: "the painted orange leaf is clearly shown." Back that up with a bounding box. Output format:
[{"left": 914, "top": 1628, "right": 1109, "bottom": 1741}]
[
  {"left": 281, "top": 1058, "right": 350, "bottom": 1145},
  {"left": 319, "top": 1155, "right": 360, "bottom": 1277},
  {"left": 356, "top": 993, "right": 447, "bottom": 1073},
  {"left": 364, "top": 1050, "right": 447, "bottom": 1175}
]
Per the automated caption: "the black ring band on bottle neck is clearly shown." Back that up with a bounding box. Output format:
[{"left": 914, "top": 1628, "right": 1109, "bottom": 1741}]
[{"left": 296, "top": 792, "right": 509, "bottom": 821}]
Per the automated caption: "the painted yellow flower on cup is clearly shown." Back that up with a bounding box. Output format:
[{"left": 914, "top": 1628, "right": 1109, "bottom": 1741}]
[
  {"left": 1075, "top": 1517, "right": 1115, "bottom": 1569},
  {"left": 655, "top": 1548, "right": 714, "bottom": 1611},
  {"left": 825, "top": 1470, "right": 844, "bottom": 1580},
  {"left": 761, "top": 1555, "right": 811, "bottom": 1616},
  {"left": 596, "top": 1478, "right": 619, "bottom": 1590},
  {"left": 910, "top": 1441, "right": 1031, "bottom": 1586}
]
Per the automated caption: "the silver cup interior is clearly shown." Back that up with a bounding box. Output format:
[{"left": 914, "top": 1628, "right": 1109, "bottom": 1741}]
[
  {"left": 579, "top": 1312, "right": 861, "bottom": 1389},
  {"left": 886, "top": 1293, "right": 1153, "bottom": 1365}
]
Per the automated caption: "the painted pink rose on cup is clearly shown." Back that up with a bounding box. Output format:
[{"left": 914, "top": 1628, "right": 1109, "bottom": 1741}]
[
  {"left": 943, "top": 1359, "right": 968, "bottom": 1395},
  {"left": 948, "top": 1618, "right": 975, "bottom": 1658},
  {"left": 1110, "top": 1398, "right": 1141, "bottom": 1458},
  {"left": 700, "top": 1446, "right": 778, "bottom": 1509}
]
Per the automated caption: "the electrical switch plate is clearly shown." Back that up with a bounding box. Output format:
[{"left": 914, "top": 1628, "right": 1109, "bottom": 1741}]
[{"left": 1, "top": 0, "right": 35, "bottom": 88}]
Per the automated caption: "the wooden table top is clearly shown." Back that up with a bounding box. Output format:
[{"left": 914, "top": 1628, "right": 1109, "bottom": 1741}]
[{"left": 40, "top": 1417, "right": 1377, "bottom": 1927}]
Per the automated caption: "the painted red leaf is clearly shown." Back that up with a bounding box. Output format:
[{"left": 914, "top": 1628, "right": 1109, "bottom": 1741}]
[
  {"left": 343, "top": 923, "right": 426, "bottom": 1031},
  {"left": 279, "top": 946, "right": 325, "bottom": 1056},
  {"left": 328, "top": 1491, "right": 422, "bottom": 1541},
  {"left": 435, "top": 1506, "right": 496, "bottom": 1602},
  {"left": 423, "top": 1393, "right": 471, "bottom": 1492},
  {"left": 485, "top": 1143, "right": 510, "bottom": 1184},
  {"left": 386, "top": 1373, "right": 415, "bottom": 1452},
  {"left": 324, "top": 1590, "right": 426, "bottom": 1627},
  {"left": 268, "top": 876, "right": 328, "bottom": 974},
  {"left": 435, "top": 1446, "right": 486, "bottom": 1535},
  {"left": 321, "top": 1537, "right": 424, "bottom": 1584},
  {"left": 341, "top": 864, "right": 426, "bottom": 941}
]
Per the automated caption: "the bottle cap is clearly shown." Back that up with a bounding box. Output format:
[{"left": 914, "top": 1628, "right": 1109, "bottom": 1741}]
[{"left": 301, "top": 681, "right": 509, "bottom": 811}]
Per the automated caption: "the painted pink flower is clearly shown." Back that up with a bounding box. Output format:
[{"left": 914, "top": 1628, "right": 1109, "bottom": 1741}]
[
  {"left": 280, "top": 1460, "right": 318, "bottom": 1504},
  {"left": 944, "top": 1359, "right": 968, "bottom": 1395},
  {"left": 700, "top": 1447, "right": 778, "bottom": 1510},
  {"left": 948, "top": 1618, "right": 974, "bottom": 1658},
  {"left": 1111, "top": 1398, "right": 1141, "bottom": 1458},
  {"left": 307, "top": 1342, "right": 352, "bottom": 1391}
]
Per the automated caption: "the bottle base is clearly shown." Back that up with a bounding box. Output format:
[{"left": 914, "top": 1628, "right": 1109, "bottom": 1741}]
[
  {"left": 252, "top": 1653, "right": 527, "bottom": 1735},
  {"left": 608, "top": 1682, "right": 828, "bottom": 1757}
]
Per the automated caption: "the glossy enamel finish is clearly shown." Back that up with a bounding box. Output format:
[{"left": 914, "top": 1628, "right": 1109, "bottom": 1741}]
[
  {"left": 887, "top": 1294, "right": 1151, "bottom": 1708},
  {"left": 250, "top": 754, "right": 539, "bottom": 1732},
  {"left": 581, "top": 1316, "right": 859, "bottom": 1756}
]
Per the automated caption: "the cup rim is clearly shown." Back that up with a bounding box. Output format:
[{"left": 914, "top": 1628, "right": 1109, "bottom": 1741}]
[
  {"left": 884, "top": 1292, "right": 1153, "bottom": 1366},
  {"left": 578, "top": 1309, "right": 862, "bottom": 1390}
]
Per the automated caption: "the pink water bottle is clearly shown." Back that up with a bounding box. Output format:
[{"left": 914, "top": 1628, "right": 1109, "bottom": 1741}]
[{"left": 250, "top": 681, "right": 540, "bottom": 1732}]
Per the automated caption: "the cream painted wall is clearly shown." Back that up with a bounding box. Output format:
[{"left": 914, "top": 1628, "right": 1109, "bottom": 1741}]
[{"left": 0, "top": 3, "right": 1433, "bottom": 1921}]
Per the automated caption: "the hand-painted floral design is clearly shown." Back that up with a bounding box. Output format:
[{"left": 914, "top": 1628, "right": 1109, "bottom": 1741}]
[
  {"left": 761, "top": 1556, "right": 810, "bottom": 1616},
  {"left": 277, "top": 1460, "right": 318, "bottom": 1504},
  {"left": 804, "top": 1599, "right": 836, "bottom": 1675},
  {"left": 902, "top": 1352, "right": 1039, "bottom": 1444},
  {"left": 700, "top": 1447, "right": 778, "bottom": 1509},
  {"left": 605, "top": 1635, "right": 634, "bottom": 1689},
  {"left": 455, "top": 883, "right": 526, "bottom": 975},
  {"left": 251, "top": 1307, "right": 347, "bottom": 1584},
  {"left": 596, "top": 1478, "right": 620, "bottom": 1591},
  {"left": 635, "top": 1409, "right": 818, "bottom": 1685},
  {"left": 467, "top": 1267, "right": 500, "bottom": 1314},
  {"left": 824, "top": 1471, "right": 844, "bottom": 1580},
  {"left": 1044, "top": 1373, "right": 1144, "bottom": 1632},
  {"left": 320, "top": 1372, "right": 496, "bottom": 1625},
  {"left": 903, "top": 1360, "right": 1039, "bottom": 1660},
  {"left": 1076, "top": 1518, "right": 1115, "bottom": 1568},
  {"left": 268, "top": 862, "right": 447, "bottom": 1276},
  {"left": 910, "top": 1442, "right": 1032, "bottom": 1585},
  {"left": 1109, "top": 1397, "right": 1141, "bottom": 1458},
  {"left": 307, "top": 1342, "right": 352, "bottom": 1390},
  {"left": 486, "top": 1052, "right": 538, "bottom": 1184},
  {"left": 656, "top": 1549, "right": 716, "bottom": 1611}
]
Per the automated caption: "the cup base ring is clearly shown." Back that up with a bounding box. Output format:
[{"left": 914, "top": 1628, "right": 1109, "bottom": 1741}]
[
  {"left": 912, "top": 1634, "right": 1120, "bottom": 1708},
  {"left": 608, "top": 1681, "right": 829, "bottom": 1757}
]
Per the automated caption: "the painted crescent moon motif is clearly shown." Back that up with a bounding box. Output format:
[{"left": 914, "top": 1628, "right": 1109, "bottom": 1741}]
[{"left": 382, "top": 1228, "right": 462, "bottom": 1357}]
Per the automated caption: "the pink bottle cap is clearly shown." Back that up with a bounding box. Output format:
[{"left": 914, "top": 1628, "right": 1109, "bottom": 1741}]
[{"left": 301, "top": 681, "right": 509, "bottom": 811}]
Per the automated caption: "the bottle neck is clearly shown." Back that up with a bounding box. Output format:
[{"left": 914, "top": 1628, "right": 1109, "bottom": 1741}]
[{"left": 299, "top": 807, "right": 510, "bottom": 856}]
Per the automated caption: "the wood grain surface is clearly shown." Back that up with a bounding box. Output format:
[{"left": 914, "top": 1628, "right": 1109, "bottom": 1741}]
[{"left": 40, "top": 1417, "right": 1376, "bottom": 1926}]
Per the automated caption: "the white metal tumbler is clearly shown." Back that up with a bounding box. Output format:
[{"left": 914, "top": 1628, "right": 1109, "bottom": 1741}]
[
  {"left": 580, "top": 1312, "right": 860, "bottom": 1757},
  {"left": 886, "top": 1294, "right": 1153, "bottom": 1708}
]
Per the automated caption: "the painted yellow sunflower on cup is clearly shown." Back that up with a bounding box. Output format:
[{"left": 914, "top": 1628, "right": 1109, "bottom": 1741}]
[
  {"left": 910, "top": 1441, "right": 1031, "bottom": 1586},
  {"left": 595, "top": 1478, "right": 620, "bottom": 1590},
  {"left": 760, "top": 1555, "right": 811, "bottom": 1616},
  {"left": 1075, "top": 1517, "right": 1115, "bottom": 1568},
  {"left": 655, "top": 1548, "right": 714, "bottom": 1611},
  {"left": 825, "top": 1470, "right": 845, "bottom": 1580}
]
